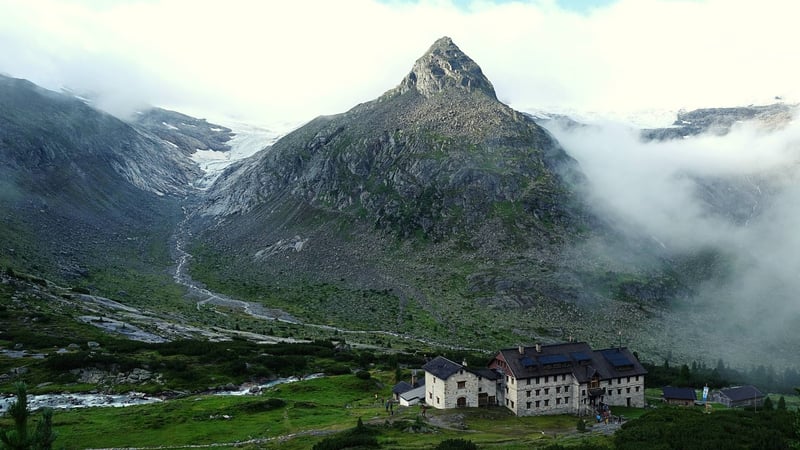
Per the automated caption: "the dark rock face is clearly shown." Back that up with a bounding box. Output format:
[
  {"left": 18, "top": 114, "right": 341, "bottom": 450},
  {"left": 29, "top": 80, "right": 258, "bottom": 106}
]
[
  {"left": 202, "top": 37, "right": 584, "bottom": 242},
  {"left": 0, "top": 75, "right": 196, "bottom": 281},
  {"left": 393, "top": 36, "right": 497, "bottom": 99},
  {"left": 132, "top": 107, "right": 234, "bottom": 156}
]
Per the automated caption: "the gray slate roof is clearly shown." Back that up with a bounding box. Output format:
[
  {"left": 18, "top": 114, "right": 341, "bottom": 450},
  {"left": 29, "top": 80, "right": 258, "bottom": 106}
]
[
  {"left": 492, "top": 342, "right": 647, "bottom": 382},
  {"left": 423, "top": 356, "right": 463, "bottom": 380},
  {"left": 392, "top": 381, "right": 413, "bottom": 395},
  {"left": 400, "top": 384, "right": 426, "bottom": 402},
  {"left": 423, "top": 356, "right": 501, "bottom": 381},
  {"left": 662, "top": 386, "right": 697, "bottom": 401},
  {"left": 718, "top": 385, "right": 763, "bottom": 402}
]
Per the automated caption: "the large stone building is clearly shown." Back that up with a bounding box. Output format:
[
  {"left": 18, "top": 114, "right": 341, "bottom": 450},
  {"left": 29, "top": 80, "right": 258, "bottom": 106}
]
[
  {"left": 490, "top": 342, "right": 647, "bottom": 416},
  {"left": 421, "top": 342, "right": 647, "bottom": 416}
]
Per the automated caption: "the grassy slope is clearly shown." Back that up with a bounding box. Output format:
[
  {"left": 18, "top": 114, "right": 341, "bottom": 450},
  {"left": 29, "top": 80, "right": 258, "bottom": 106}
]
[
  {"left": 26, "top": 373, "right": 614, "bottom": 449},
  {"left": 9, "top": 373, "right": 796, "bottom": 449}
]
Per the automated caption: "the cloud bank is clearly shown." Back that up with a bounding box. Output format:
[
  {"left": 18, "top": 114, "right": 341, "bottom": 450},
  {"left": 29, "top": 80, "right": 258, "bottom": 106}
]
[
  {"left": 1, "top": 0, "right": 799, "bottom": 126},
  {"left": 545, "top": 114, "right": 800, "bottom": 365}
]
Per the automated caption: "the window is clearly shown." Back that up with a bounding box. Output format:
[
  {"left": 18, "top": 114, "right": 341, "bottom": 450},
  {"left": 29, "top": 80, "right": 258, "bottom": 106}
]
[
  {"left": 535, "top": 389, "right": 541, "bottom": 396},
  {"left": 535, "top": 377, "right": 540, "bottom": 384},
  {"left": 617, "top": 378, "right": 621, "bottom": 385},
  {"left": 564, "top": 397, "right": 569, "bottom": 404},
  {"left": 627, "top": 376, "right": 631, "bottom": 383},
  {"left": 635, "top": 386, "right": 640, "bottom": 392},
  {"left": 617, "top": 389, "right": 622, "bottom": 395},
  {"left": 479, "top": 387, "right": 482, "bottom": 392},
  {"left": 429, "top": 392, "right": 432, "bottom": 399},
  {"left": 459, "top": 370, "right": 463, "bottom": 375},
  {"left": 556, "top": 387, "right": 561, "bottom": 394},
  {"left": 527, "top": 401, "right": 531, "bottom": 409},
  {"left": 457, "top": 381, "right": 466, "bottom": 389},
  {"left": 511, "top": 401, "right": 515, "bottom": 408},
  {"left": 544, "top": 399, "right": 550, "bottom": 406},
  {"left": 636, "top": 375, "right": 639, "bottom": 381},
  {"left": 436, "top": 397, "right": 440, "bottom": 404},
  {"left": 433, "top": 378, "right": 436, "bottom": 384},
  {"left": 526, "top": 391, "right": 531, "bottom": 397},
  {"left": 626, "top": 387, "right": 631, "bottom": 393},
  {"left": 506, "top": 376, "right": 509, "bottom": 382},
  {"left": 511, "top": 378, "right": 514, "bottom": 384},
  {"left": 562, "top": 374, "right": 566, "bottom": 381},
  {"left": 608, "top": 380, "right": 612, "bottom": 386},
  {"left": 556, "top": 398, "right": 561, "bottom": 405},
  {"left": 526, "top": 379, "right": 531, "bottom": 385},
  {"left": 544, "top": 388, "right": 550, "bottom": 395},
  {"left": 535, "top": 400, "right": 540, "bottom": 408},
  {"left": 582, "top": 389, "right": 586, "bottom": 396},
  {"left": 544, "top": 376, "right": 549, "bottom": 383},
  {"left": 506, "top": 399, "right": 509, "bottom": 406},
  {"left": 565, "top": 386, "right": 569, "bottom": 393}
]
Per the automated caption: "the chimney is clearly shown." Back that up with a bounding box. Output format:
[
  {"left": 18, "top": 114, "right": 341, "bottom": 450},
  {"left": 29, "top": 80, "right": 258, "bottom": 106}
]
[
  {"left": 518, "top": 345, "right": 525, "bottom": 355},
  {"left": 535, "top": 343, "right": 542, "bottom": 353},
  {"left": 411, "top": 369, "right": 417, "bottom": 387}
]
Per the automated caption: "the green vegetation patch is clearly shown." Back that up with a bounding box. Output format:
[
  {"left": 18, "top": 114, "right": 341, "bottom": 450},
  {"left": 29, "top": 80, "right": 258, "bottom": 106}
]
[{"left": 614, "top": 407, "right": 796, "bottom": 450}]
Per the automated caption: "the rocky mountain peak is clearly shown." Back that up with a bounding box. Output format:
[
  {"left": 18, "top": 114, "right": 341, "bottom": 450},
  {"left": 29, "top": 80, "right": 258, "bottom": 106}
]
[{"left": 395, "top": 36, "right": 497, "bottom": 99}]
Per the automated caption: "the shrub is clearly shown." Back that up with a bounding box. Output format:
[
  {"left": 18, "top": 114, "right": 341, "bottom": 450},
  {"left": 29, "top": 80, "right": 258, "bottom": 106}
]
[
  {"left": 577, "top": 418, "right": 587, "bottom": 432},
  {"left": 311, "top": 421, "right": 378, "bottom": 450},
  {"left": 325, "top": 363, "right": 352, "bottom": 375},
  {"left": 239, "top": 398, "right": 286, "bottom": 413},
  {"left": 355, "top": 370, "right": 371, "bottom": 380},
  {"left": 435, "top": 438, "right": 478, "bottom": 450}
]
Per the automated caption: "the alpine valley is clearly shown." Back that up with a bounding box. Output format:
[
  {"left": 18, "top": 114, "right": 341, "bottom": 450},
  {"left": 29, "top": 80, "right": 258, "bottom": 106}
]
[{"left": 2, "top": 36, "right": 799, "bottom": 377}]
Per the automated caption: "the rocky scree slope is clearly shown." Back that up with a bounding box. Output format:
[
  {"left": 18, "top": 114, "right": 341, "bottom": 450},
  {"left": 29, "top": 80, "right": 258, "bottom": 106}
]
[
  {"left": 0, "top": 75, "right": 220, "bottom": 283},
  {"left": 192, "top": 37, "right": 623, "bottom": 343}
]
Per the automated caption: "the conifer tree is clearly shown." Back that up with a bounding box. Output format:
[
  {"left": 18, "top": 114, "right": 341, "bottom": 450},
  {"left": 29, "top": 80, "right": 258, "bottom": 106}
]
[{"left": 0, "top": 382, "right": 56, "bottom": 450}]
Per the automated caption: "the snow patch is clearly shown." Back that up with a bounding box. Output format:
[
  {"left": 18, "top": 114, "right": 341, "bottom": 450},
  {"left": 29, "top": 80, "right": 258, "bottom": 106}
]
[
  {"left": 161, "top": 121, "right": 179, "bottom": 130},
  {"left": 190, "top": 121, "right": 285, "bottom": 189}
]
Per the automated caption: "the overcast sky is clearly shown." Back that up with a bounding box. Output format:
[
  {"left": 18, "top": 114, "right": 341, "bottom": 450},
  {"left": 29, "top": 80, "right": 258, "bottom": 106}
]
[{"left": 1, "top": 0, "right": 798, "bottom": 127}]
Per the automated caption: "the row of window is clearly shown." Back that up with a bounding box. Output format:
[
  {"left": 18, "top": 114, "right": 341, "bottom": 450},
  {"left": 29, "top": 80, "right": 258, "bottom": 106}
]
[
  {"left": 507, "top": 397, "right": 573, "bottom": 410},
  {"left": 609, "top": 375, "right": 640, "bottom": 385},
  {"left": 523, "top": 385, "right": 570, "bottom": 397},
  {"left": 608, "top": 386, "right": 640, "bottom": 395}
]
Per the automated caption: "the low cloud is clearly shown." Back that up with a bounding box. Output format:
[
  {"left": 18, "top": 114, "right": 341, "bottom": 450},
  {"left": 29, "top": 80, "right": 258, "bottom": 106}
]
[{"left": 544, "top": 112, "right": 800, "bottom": 365}]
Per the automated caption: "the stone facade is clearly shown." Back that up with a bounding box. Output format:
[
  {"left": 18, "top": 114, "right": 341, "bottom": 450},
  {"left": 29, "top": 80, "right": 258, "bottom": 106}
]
[
  {"left": 422, "top": 357, "right": 499, "bottom": 409},
  {"left": 422, "top": 342, "right": 648, "bottom": 417}
]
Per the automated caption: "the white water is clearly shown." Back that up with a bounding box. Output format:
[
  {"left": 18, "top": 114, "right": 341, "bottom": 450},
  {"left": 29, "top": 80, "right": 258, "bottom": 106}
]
[
  {"left": 0, "top": 392, "right": 160, "bottom": 412},
  {"left": 0, "top": 374, "right": 327, "bottom": 413}
]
